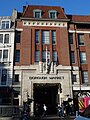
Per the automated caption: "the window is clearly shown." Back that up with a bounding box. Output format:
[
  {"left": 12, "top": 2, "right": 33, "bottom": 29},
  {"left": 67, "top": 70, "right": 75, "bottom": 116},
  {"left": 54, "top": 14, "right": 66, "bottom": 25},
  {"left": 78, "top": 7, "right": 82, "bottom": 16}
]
[
  {"left": 15, "top": 50, "right": 20, "bottom": 62},
  {"left": 35, "top": 30, "right": 39, "bottom": 43},
  {"left": 3, "top": 50, "right": 8, "bottom": 62},
  {"left": 49, "top": 10, "right": 57, "bottom": 19},
  {"left": 69, "top": 33, "right": 73, "bottom": 44},
  {"left": 16, "top": 31, "right": 21, "bottom": 43},
  {"left": 1, "top": 69, "right": 7, "bottom": 85},
  {"left": 52, "top": 31, "right": 56, "bottom": 44},
  {"left": 0, "top": 34, "right": 3, "bottom": 43},
  {"left": 42, "top": 51, "right": 50, "bottom": 62},
  {"left": 80, "top": 52, "right": 86, "bottom": 64},
  {"left": 78, "top": 34, "right": 84, "bottom": 45},
  {"left": 0, "top": 50, "right": 2, "bottom": 61},
  {"left": 72, "top": 74, "right": 77, "bottom": 82},
  {"left": 71, "top": 51, "right": 75, "bottom": 63},
  {"left": 33, "top": 9, "right": 42, "bottom": 18},
  {"left": 82, "top": 71, "right": 88, "bottom": 83},
  {"left": 4, "top": 34, "right": 9, "bottom": 43},
  {"left": 42, "top": 31, "right": 50, "bottom": 44},
  {"left": 53, "top": 51, "right": 57, "bottom": 62},
  {"left": 0, "top": 34, "right": 9, "bottom": 44},
  {"left": 35, "top": 51, "right": 40, "bottom": 62},
  {"left": 1, "top": 21, "right": 10, "bottom": 29},
  {"left": 15, "top": 75, "right": 19, "bottom": 82}
]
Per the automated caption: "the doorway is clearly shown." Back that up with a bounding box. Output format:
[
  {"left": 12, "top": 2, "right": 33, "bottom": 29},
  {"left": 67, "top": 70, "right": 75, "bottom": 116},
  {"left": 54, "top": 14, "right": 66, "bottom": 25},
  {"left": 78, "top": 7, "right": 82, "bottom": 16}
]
[{"left": 33, "top": 84, "right": 58, "bottom": 115}]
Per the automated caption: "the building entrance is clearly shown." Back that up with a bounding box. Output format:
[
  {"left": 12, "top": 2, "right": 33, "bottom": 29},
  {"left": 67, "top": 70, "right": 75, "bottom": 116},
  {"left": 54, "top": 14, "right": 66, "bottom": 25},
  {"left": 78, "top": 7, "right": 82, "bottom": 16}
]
[{"left": 33, "top": 84, "right": 58, "bottom": 115}]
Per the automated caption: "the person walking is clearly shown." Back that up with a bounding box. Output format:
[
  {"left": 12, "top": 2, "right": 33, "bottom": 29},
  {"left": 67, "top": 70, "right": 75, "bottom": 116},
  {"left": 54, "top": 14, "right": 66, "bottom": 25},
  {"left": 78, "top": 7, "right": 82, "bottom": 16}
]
[{"left": 43, "top": 104, "right": 47, "bottom": 116}]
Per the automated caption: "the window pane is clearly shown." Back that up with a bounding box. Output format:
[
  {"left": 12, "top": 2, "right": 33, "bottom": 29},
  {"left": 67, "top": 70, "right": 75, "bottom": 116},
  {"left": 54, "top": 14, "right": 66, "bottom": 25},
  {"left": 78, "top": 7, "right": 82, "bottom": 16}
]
[
  {"left": 42, "top": 51, "right": 46, "bottom": 62},
  {"left": 53, "top": 51, "right": 57, "bottom": 62},
  {"left": 50, "top": 12, "right": 56, "bottom": 19},
  {"left": 4, "top": 34, "right": 9, "bottom": 43},
  {"left": 35, "top": 12, "right": 40, "bottom": 18},
  {"left": 80, "top": 52, "right": 86, "bottom": 63},
  {"left": 35, "top": 51, "right": 40, "bottom": 62},
  {"left": 3, "top": 50, "right": 8, "bottom": 62},
  {"left": 52, "top": 31, "right": 56, "bottom": 44},
  {"left": 71, "top": 51, "right": 75, "bottom": 63},
  {"left": 1, "top": 69, "right": 7, "bottom": 85},
  {"left": 35, "top": 30, "right": 39, "bottom": 43},
  {"left": 42, "top": 31, "right": 50, "bottom": 44},
  {"left": 69, "top": 33, "right": 73, "bottom": 44},
  {"left": 82, "top": 71, "right": 88, "bottom": 83},
  {"left": 2, "top": 21, "right": 9, "bottom": 29},
  {"left": 78, "top": 34, "right": 84, "bottom": 45},
  {"left": 15, "top": 50, "right": 20, "bottom": 62},
  {"left": 16, "top": 31, "right": 21, "bottom": 43},
  {"left": 15, "top": 75, "right": 19, "bottom": 82},
  {"left": 0, "top": 34, "right": 3, "bottom": 43}
]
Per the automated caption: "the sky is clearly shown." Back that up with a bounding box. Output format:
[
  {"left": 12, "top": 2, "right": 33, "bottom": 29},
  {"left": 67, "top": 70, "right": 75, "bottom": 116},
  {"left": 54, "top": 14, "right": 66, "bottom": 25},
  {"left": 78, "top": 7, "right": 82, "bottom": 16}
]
[{"left": 1, "top": 0, "right": 90, "bottom": 16}]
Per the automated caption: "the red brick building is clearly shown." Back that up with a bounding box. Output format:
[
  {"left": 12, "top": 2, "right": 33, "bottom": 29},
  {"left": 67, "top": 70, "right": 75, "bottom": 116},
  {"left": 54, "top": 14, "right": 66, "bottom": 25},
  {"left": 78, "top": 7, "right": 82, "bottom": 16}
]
[{"left": 14, "top": 5, "right": 90, "bottom": 115}]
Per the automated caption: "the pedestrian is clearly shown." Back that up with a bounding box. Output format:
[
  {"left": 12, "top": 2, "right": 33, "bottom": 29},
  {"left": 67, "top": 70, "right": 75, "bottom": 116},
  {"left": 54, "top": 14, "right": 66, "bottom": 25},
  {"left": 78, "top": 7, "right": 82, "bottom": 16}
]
[
  {"left": 61, "top": 103, "right": 65, "bottom": 117},
  {"left": 43, "top": 104, "right": 47, "bottom": 116}
]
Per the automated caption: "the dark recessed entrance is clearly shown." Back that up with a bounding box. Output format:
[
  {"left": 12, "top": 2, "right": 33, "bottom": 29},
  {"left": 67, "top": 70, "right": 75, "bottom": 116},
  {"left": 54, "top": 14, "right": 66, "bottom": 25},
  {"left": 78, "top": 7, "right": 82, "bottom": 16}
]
[{"left": 33, "top": 84, "right": 58, "bottom": 115}]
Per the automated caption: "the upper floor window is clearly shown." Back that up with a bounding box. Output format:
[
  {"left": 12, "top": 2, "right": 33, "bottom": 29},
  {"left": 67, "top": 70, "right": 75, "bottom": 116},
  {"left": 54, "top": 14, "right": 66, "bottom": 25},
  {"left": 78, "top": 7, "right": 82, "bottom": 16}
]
[
  {"left": 42, "top": 31, "right": 50, "bottom": 44},
  {"left": 0, "top": 49, "right": 8, "bottom": 62},
  {"left": 35, "top": 30, "right": 40, "bottom": 44},
  {"left": 1, "top": 20, "right": 10, "bottom": 29},
  {"left": 53, "top": 51, "right": 57, "bottom": 62},
  {"left": 42, "top": 51, "right": 50, "bottom": 62},
  {"left": 33, "top": 9, "right": 42, "bottom": 18},
  {"left": 49, "top": 10, "right": 57, "bottom": 19},
  {"left": 15, "top": 50, "right": 20, "bottom": 63},
  {"left": 35, "top": 51, "right": 40, "bottom": 62},
  {"left": 78, "top": 34, "right": 84, "bottom": 45},
  {"left": 80, "top": 52, "right": 86, "bottom": 64},
  {"left": 69, "top": 33, "right": 73, "bottom": 44},
  {"left": 71, "top": 51, "right": 75, "bottom": 63},
  {"left": 0, "top": 34, "right": 9, "bottom": 44},
  {"left": 82, "top": 71, "right": 88, "bottom": 83},
  {"left": 16, "top": 31, "right": 21, "bottom": 43},
  {"left": 52, "top": 31, "right": 56, "bottom": 44}
]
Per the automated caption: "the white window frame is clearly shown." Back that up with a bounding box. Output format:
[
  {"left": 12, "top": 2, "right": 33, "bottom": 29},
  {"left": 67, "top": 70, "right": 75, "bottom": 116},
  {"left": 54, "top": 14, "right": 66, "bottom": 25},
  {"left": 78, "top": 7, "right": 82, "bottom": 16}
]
[
  {"left": 0, "top": 49, "right": 9, "bottom": 62},
  {"left": 48, "top": 10, "right": 57, "bottom": 19},
  {"left": 0, "top": 33, "right": 10, "bottom": 44},
  {"left": 1, "top": 19, "right": 11, "bottom": 29},
  {"left": 33, "top": 9, "right": 42, "bottom": 18}
]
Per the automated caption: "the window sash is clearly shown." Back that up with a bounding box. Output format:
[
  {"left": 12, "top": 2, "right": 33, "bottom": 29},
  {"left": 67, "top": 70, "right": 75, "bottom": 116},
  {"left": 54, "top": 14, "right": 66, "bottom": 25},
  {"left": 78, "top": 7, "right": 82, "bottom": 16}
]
[
  {"left": 4, "top": 34, "right": 9, "bottom": 43},
  {"left": 16, "top": 31, "right": 21, "bottom": 43},
  {"left": 2, "top": 21, "right": 9, "bottom": 29},
  {"left": 80, "top": 52, "right": 86, "bottom": 63},
  {"left": 53, "top": 51, "right": 57, "bottom": 62},
  {"left": 52, "top": 31, "right": 56, "bottom": 44},
  {"left": 0, "top": 34, "right": 3, "bottom": 43},
  {"left": 15, "top": 50, "right": 20, "bottom": 62},
  {"left": 82, "top": 71, "right": 88, "bottom": 83},
  {"left": 35, "top": 51, "right": 40, "bottom": 62},
  {"left": 50, "top": 12, "right": 56, "bottom": 19},
  {"left": 42, "top": 31, "right": 50, "bottom": 44},
  {"left": 71, "top": 51, "right": 75, "bottom": 63},
  {"left": 69, "top": 33, "right": 73, "bottom": 44},
  {"left": 35, "top": 30, "right": 39, "bottom": 43},
  {"left": 78, "top": 34, "right": 84, "bottom": 45},
  {"left": 42, "top": 51, "right": 50, "bottom": 62},
  {"left": 35, "top": 12, "right": 41, "bottom": 18}
]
